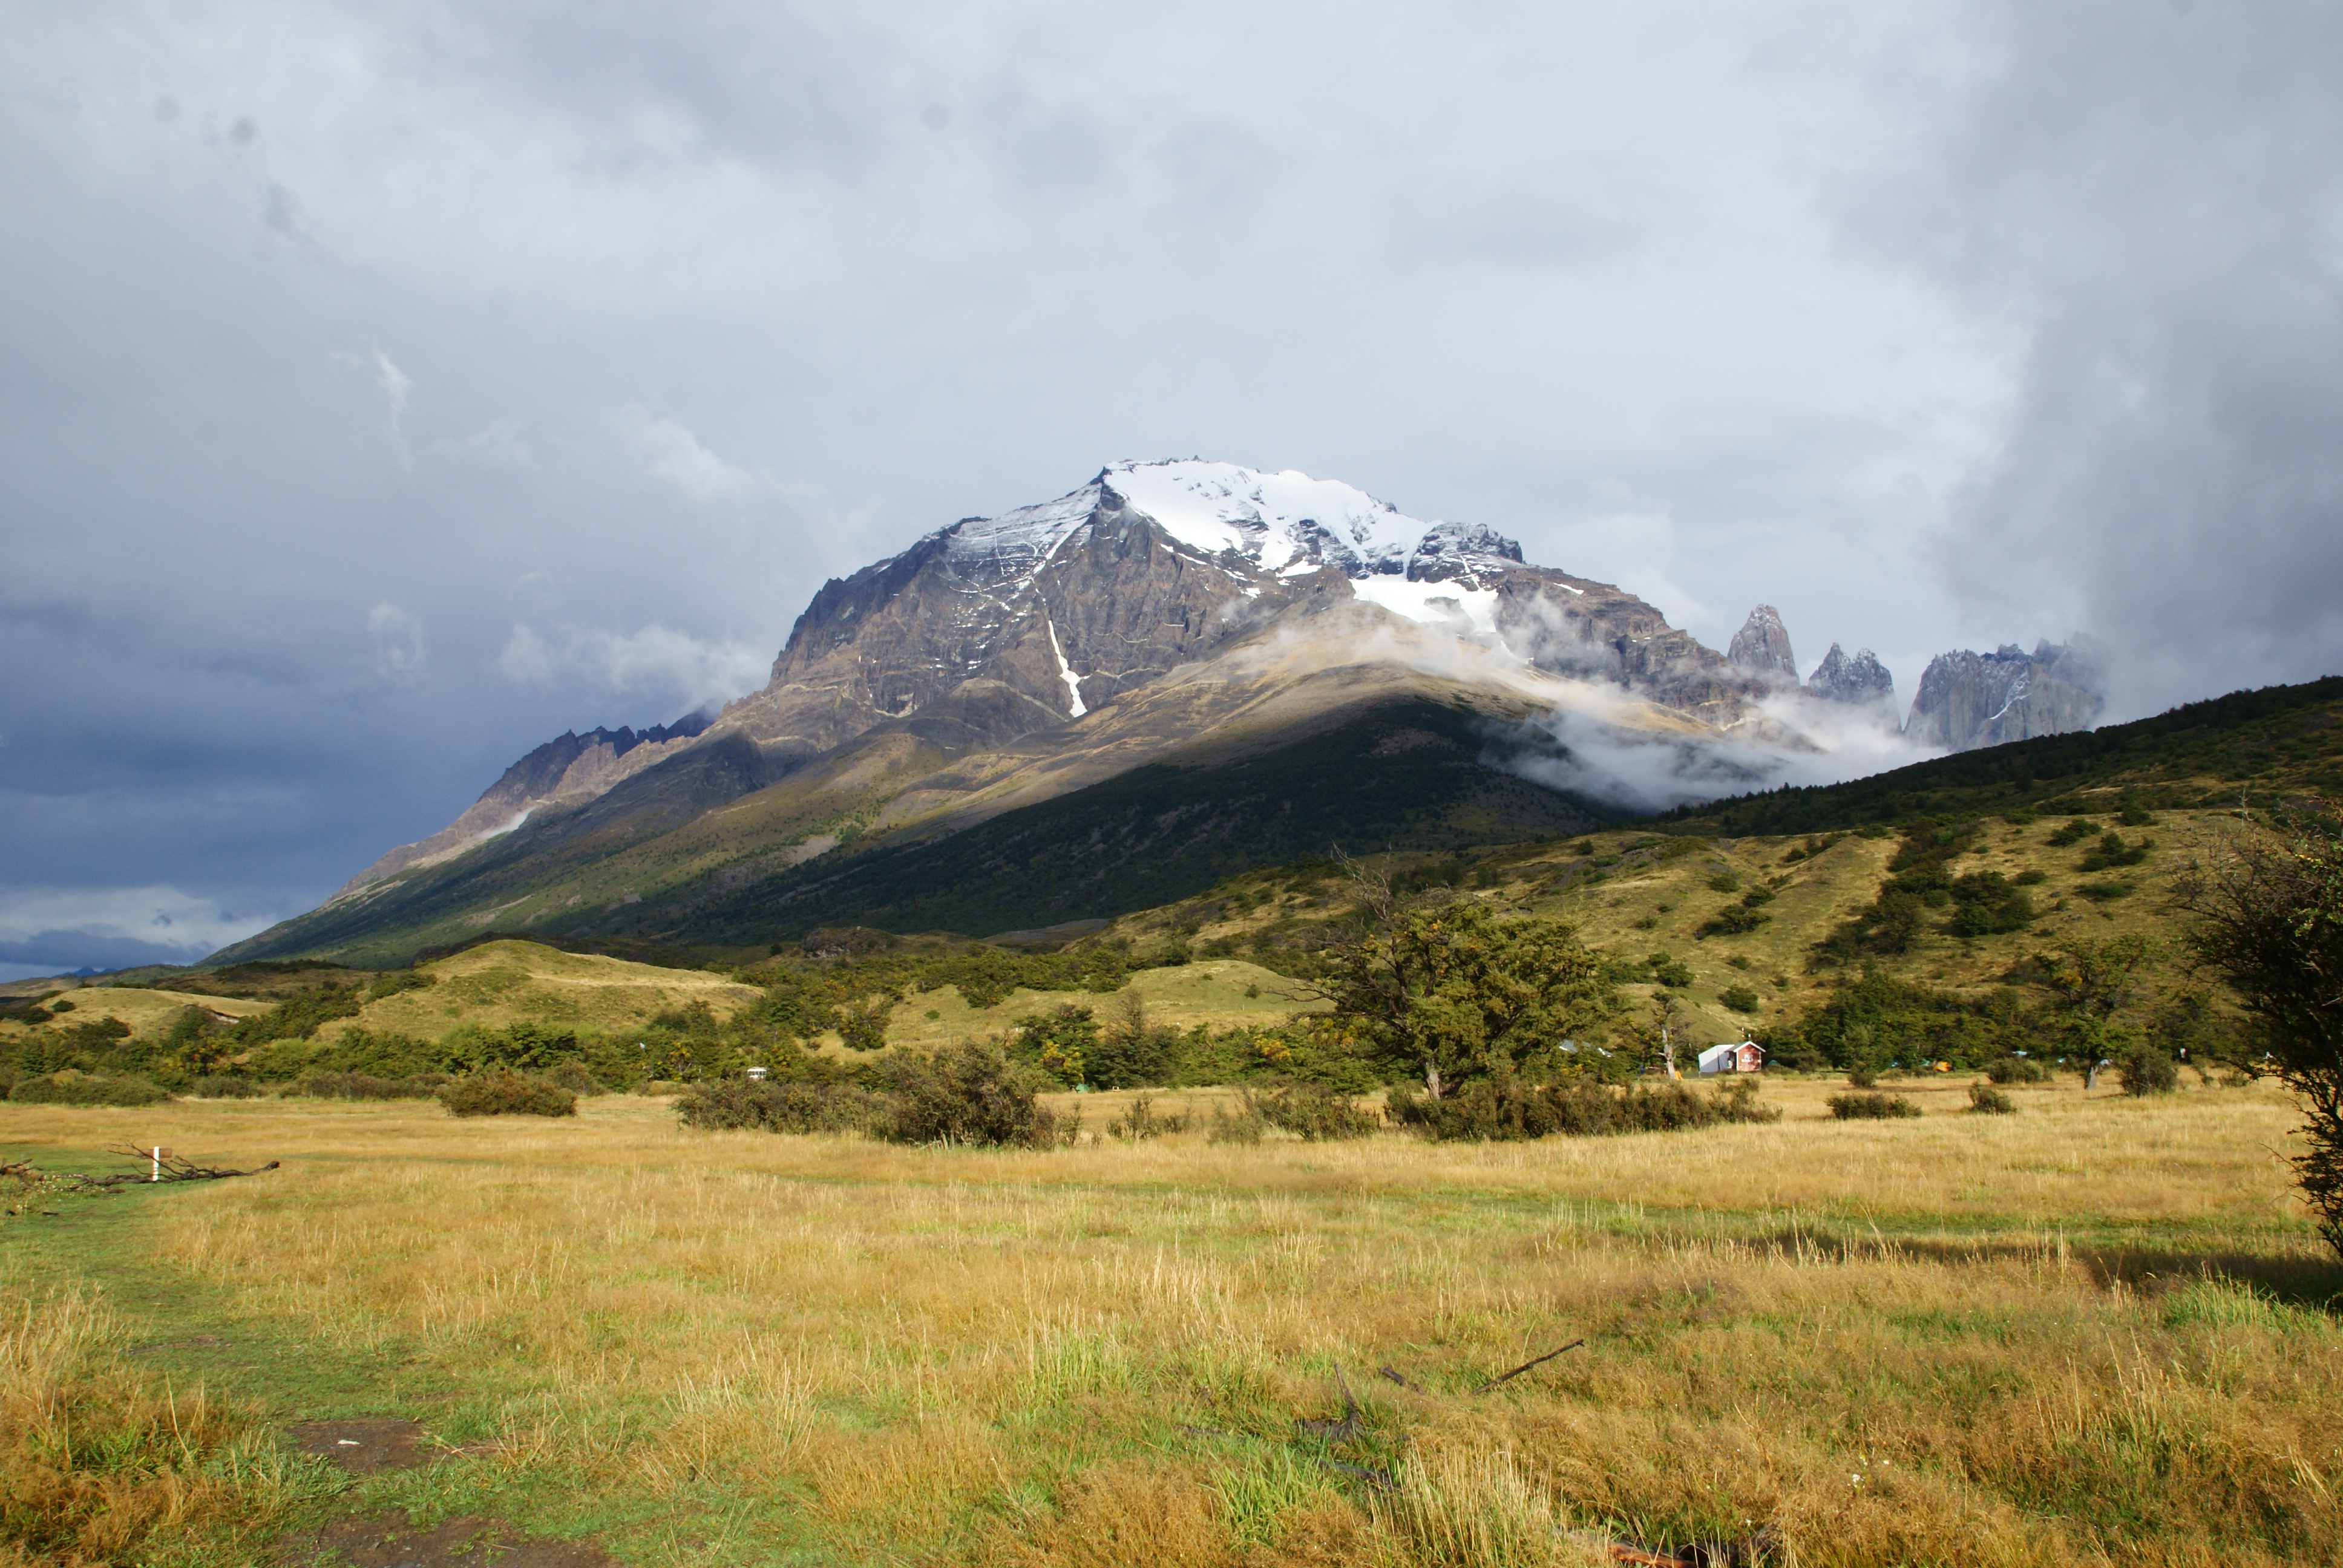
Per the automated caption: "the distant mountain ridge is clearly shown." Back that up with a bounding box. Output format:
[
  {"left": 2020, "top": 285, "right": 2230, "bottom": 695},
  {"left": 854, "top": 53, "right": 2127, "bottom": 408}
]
[{"left": 218, "top": 460, "right": 2117, "bottom": 963}]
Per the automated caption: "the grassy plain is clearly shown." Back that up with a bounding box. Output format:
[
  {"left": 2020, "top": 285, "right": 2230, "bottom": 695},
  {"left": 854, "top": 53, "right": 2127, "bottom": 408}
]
[{"left": 3, "top": 1075, "right": 2339, "bottom": 1566}]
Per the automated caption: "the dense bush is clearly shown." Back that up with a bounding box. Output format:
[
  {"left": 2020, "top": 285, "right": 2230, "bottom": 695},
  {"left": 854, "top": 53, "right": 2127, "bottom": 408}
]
[
  {"left": 2118, "top": 1047, "right": 2180, "bottom": 1096},
  {"left": 878, "top": 1044, "right": 1068, "bottom": 1147},
  {"left": 1719, "top": 985, "right": 1761, "bottom": 1013},
  {"left": 8, "top": 1071, "right": 170, "bottom": 1107},
  {"left": 1968, "top": 1083, "right": 2017, "bottom": 1114},
  {"left": 1985, "top": 1055, "right": 2048, "bottom": 1084},
  {"left": 437, "top": 1070, "right": 577, "bottom": 1118},
  {"left": 1009, "top": 1004, "right": 1099, "bottom": 1085},
  {"left": 1389, "top": 1074, "right": 1778, "bottom": 1141},
  {"left": 1206, "top": 1100, "right": 1268, "bottom": 1145},
  {"left": 189, "top": 1076, "right": 261, "bottom": 1099},
  {"left": 546, "top": 1060, "right": 607, "bottom": 1096},
  {"left": 1246, "top": 1081, "right": 1378, "bottom": 1140},
  {"left": 673, "top": 1077, "right": 883, "bottom": 1134},
  {"left": 1106, "top": 1092, "right": 1190, "bottom": 1142},
  {"left": 287, "top": 1071, "right": 442, "bottom": 1100},
  {"left": 1829, "top": 1091, "right": 1921, "bottom": 1120}
]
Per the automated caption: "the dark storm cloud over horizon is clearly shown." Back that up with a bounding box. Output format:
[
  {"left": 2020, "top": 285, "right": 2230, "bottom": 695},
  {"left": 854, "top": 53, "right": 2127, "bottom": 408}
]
[{"left": 4, "top": 1, "right": 2340, "bottom": 975}]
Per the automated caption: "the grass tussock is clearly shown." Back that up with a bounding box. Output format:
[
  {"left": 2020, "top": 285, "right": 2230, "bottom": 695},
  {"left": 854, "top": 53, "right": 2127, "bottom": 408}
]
[{"left": 0, "top": 1283, "right": 314, "bottom": 1566}]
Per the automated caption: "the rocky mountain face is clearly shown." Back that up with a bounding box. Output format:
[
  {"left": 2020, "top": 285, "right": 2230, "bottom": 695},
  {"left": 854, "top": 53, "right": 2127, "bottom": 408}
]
[
  {"left": 325, "top": 462, "right": 1772, "bottom": 903},
  {"left": 335, "top": 714, "right": 711, "bottom": 894},
  {"left": 1806, "top": 644, "right": 1896, "bottom": 708},
  {"left": 1727, "top": 605, "right": 1797, "bottom": 679},
  {"left": 1904, "top": 639, "right": 2106, "bottom": 753},
  {"left": 722, "top": 460, "right": 1758, "bottom": 765},
  {"left": 221, "top": 463, "right": 2116, "bottom": 962}
]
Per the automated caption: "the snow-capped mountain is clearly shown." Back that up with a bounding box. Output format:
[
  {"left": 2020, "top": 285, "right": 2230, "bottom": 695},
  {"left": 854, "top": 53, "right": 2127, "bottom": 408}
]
[
  {"left": 216, "top": 460, "right": 2105, "bottom": 962},
  {"left": 717, "top": 459, "right": 1742, "bottom": 767}
]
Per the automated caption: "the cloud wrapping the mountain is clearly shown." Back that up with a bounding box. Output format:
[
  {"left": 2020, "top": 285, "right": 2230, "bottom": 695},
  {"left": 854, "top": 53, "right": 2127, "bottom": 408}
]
[{"left": 1503, "top": 692, "right": 1941, "bottom": 816}]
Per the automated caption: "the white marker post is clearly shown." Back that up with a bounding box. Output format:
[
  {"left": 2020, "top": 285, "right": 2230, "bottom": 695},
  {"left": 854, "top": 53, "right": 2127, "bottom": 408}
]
[{"left": 150, "top": 1146, "right": 169, "bottom": 1182}]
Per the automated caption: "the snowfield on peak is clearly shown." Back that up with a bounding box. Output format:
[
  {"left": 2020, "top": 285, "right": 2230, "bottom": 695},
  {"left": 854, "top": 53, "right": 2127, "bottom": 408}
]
[{"left": 1102, "top": 459, "right": 1429, "bottom": 578}]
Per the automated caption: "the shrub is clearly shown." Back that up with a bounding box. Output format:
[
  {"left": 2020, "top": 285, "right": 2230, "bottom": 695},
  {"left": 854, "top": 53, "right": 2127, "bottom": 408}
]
[
  {"left": 1829, "top": 1091, "right": 1921, "bottom": 1120},
  {"left": 2118, "top": 1047, "right": 2180, "bottom": 1097},
  {"left": 1206, "top": 1101, "right": 1268, "bottom": 1145},
  {"left": 1647, "top": 953, "right": 1695, "bottom": 988},
  {"left": 2080, "top": 832, "right": 2152, "bottom": 874},
  {"left": 546, "top": 1060, "right": 607, "bottom": 1096},
  {"left": 1389, "top": 1075, "right": 1777, "bottom": 1141},
  {"left": 1695, "top": 906, "right": 1772, "bottom": 939},
  {"left": 1985, "top": 1056, "right": 2046, "bottom": 1084},
  {"left": 673, "top": 1077, "right": 883, "bottom": 1134},
  {"left": 1847, "top": 1062, "right": 1880, "bottom": 1088},
  {"left": 189, "top": 1076, "right": 261, "bottom": 1099},
  {"left": 1107, "top": 1092, "right": 1189, "bottom": 1142},
  {"left": 8, "top": 1071, "right": 170, "bottom": 1107},
  {"left": 1719, "top": 985, "right": 1761, "bottom": 1014},
  {"left": 1010, "top": 1004, "right": 1099, "bottom": 1086},
  {"left": 1968, "top": 1083, "right": 2017, "bottom": 1114},
  {"left": 437, "top": 1070, "right": 577, "bottom": 1119},
  {"left": 1706, "top": 872, "right": 1742, "bottom": 893},
  {"left": 2013, "top": 869, "right": 2048, "bottom": 886},
  {"left": 287, "top": 1071, "right": 440, "bottom": 1100},
  {"left": 879, "top": 1044, "right": 1067, "bottom": 1147},
  {"left": 1248, "top": 1082, "right": 1378, "bottom": 1141}
]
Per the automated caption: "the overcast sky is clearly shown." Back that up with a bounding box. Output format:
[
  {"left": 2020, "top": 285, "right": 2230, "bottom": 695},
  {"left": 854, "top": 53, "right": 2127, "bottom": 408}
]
[{"left": 5, "top": 0, "right": 2340, "bottom": 976}]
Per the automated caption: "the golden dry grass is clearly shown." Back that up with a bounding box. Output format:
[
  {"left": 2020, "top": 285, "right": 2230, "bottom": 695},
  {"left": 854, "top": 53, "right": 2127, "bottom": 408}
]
[
  {"left": 0, "top": 988, "right": 271, "bottom": 1048},
  {"left": 881, "top": 961, "right": 1319, "bottom": 1053},
  {"left": 1, "top": 1077, "right": 2337, "bottom": 1565},
  {"left": 326, "top": 939, "right": 765, "bottom": 1042}
]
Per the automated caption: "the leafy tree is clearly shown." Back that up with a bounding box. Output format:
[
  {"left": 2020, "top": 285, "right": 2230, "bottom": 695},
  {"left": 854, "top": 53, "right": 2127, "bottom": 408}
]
[
  {"left": 2033, "top": 935, "right": 2158, "bottom": 1087},
  {"left": 1305, "top": 869, "right": 1616, "bottom": 1099},
  {"left": 1009, "top": 1004, "right": 1098, "bottom": 1086},
  {"left": 2177, "top": 803, "right": 2343, "bottom": 1255}
]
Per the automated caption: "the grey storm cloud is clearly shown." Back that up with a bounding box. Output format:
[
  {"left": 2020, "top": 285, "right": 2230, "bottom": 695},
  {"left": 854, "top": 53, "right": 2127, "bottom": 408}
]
[
  {"left": 1, "top": 0, "right": 2338, "bottom": 976},
  {"left": 1868, "top": 1, "right": 2343, "bottom": 716}
]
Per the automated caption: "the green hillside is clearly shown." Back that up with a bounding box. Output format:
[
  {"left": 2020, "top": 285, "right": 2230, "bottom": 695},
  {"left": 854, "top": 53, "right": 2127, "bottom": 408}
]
[
  {"left": 1664, "top": 676, "right": 2343, "bottom": 837},
  {"left": 217, "top": 698, "right": 1614, "bottom": 966}
]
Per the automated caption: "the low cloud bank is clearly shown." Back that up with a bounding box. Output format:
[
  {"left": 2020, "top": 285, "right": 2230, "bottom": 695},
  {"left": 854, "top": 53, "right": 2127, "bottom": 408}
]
[
  {"left": 1496, "top": 691, "right": 1939, "bottom": 817},
  {"left": 0, "top": 884, "right": 292, "bottom": 981}
]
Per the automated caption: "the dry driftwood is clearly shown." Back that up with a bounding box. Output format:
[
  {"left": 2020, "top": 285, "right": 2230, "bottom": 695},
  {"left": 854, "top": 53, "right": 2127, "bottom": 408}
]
[
  {"left": 1567, "top": 1526, "right": 1780, "bottom": 1567},
  {"left": 1475, "top": 1338, "right": 1585, "bottom": 1393},
  {"left": 1294, "top": 1365, "right": 1365, "bottom": 1442},
  {"left": 68, "top": 1146, "right": 281, "bottom": 1189}
]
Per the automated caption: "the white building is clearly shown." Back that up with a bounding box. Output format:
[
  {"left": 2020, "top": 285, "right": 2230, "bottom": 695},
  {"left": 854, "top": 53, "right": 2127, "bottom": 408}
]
[{"left": 1697, "top": 1041, "right": 1765, "bottom": 1074}]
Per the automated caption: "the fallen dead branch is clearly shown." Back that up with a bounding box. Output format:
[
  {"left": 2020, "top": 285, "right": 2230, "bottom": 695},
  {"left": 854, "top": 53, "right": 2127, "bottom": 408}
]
[
  {"left": 1377, "top": 1364, "right": 1424, "bottom": 1392},
  {"left": 1295, "top": 1365, "right": 1365, "bottom": 1443},
  {"left": 1567, "top": 1525, "right": 1779, "bottom": 1567},
  {"left": 1475, "top": 1338, "right": 1585, "bottom": 1393},
  {"left": 60, "top": 1147, "right": 282, "bottom": 1189}
]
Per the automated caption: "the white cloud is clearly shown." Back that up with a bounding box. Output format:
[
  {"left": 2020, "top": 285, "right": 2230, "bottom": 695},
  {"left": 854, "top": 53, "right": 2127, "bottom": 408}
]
[
  {"left": 494, "top": 619, "right": 767, "bottom": 713},
  {"left": 335, "top": 345, "right": 414, "bottom": 469},
  {"left": 618, "top": 405, "right": 759, "bottom": 503},
  {"left": 1503, "top": 688, "right": 1941, "bottom": 815},
  {"left": 496, "top": 622, "right": 557, "bottom": 685},
  {"left": 366, "top": 602, "right": 427, "bottom": 684},
  {"left": 432, "top": 415, "right": 534, "bottom": 470}
]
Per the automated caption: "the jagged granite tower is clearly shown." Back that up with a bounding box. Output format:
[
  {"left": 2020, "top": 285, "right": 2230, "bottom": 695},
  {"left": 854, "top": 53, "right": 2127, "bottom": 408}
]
[{"left": 1727, "top": 604, "right": 1797, "bottom": 679}]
